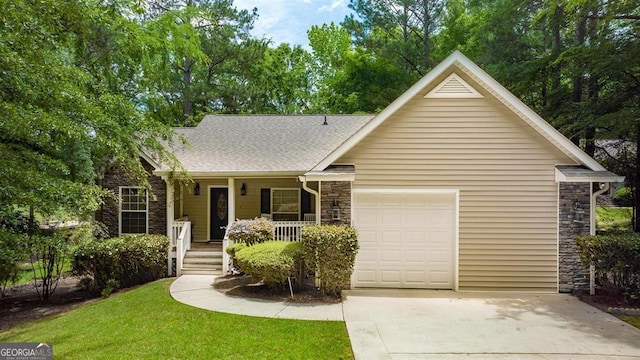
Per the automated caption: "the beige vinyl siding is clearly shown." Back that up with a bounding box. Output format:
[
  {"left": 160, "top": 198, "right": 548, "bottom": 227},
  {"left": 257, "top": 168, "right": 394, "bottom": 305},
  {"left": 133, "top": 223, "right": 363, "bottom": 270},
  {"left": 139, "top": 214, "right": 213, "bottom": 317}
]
[
  {"left": 179, "top": 179, "right": 227, "bottom": 241},
  {"left": 338, "top": 81, "right": 576, "bottom": 292},
  {"left": 179, "top": 178, "right": 316, "bottom": 241}
]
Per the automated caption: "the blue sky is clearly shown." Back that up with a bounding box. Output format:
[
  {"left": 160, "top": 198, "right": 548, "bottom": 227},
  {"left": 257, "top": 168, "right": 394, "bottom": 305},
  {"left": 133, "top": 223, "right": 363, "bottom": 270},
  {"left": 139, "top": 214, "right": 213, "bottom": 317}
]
[{"left": 234, "top": 0, "right": 353, "bottom": 47}]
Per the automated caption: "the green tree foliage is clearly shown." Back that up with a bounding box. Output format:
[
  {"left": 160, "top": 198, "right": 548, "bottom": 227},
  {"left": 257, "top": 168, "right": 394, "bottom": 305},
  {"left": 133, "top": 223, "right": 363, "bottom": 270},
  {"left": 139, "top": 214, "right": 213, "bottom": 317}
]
[
  {"left": 142, "top": 0, "right": 268, "bottom": 123},
  {"left": 248, "top": 44, "right": 314, "bottom": 114},
  {"left": 344, "top": 0, "right": 446, "bottom": 75},
  {"left": 0, "top": 0, "right": 179, "bottom": 220},
  {"left": 309, "top": 23, "right": 410, "bottom": 113}
]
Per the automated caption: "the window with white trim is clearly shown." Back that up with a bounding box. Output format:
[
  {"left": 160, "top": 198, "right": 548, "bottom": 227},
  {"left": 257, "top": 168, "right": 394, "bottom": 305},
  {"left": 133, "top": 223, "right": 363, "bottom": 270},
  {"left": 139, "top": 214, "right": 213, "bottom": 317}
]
[
  {"left": 271, "top": 188, "right": 300, "bottom": 221},
  {"left": 119, "top": 187, "right": 148, "bottom": 234}
]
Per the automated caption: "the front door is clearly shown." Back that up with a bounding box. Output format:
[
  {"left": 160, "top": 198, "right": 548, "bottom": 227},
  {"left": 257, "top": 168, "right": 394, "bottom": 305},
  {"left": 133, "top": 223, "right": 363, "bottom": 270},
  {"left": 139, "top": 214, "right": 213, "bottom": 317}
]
[{"left": 210, "top": 188, "right": 228, "bottom": 240}]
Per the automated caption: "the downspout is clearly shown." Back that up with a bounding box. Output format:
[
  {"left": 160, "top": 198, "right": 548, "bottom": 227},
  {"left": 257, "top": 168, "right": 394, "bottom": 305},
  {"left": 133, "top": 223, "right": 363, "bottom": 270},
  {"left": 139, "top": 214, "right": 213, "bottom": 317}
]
[
  {"left": 590, "top": 182, "right": 609, "bottom": 295},
  {"left": 300, "top": 176, "right": 321, "bottom": 224}
]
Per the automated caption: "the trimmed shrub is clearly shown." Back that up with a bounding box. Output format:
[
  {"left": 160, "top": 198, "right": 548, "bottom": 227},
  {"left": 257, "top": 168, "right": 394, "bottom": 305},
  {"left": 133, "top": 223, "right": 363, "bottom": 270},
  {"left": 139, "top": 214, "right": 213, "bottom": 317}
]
[
  {"left": 576, "top": 233, "right": 640, "bottom": 295},
  {"left": 73, "top": 234, "right": 169, "bottom": 292},
  {"left": 226, "top": 242, "right": 247, "bottom": 273},
  {"left": 613, "top": 187, "right": 634, "bottom": 207},
  {"left": 234, "top": 241, "right": 303, "bottom": 287},
  {"left": 226, "top": 242, "right": 247, "bottom": 257},
  {"left": 301, "top": 225, "right": 358, "bottom": 296},
  {"left": 226, "top": 218, "right": 274, "bottom": 246}
]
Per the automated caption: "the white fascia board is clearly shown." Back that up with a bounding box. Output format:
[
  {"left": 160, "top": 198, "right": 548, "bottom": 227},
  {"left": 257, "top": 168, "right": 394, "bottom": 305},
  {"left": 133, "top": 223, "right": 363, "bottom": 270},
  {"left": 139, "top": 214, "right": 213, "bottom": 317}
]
[
  {"left": 153, "top": 170, "right": 305, "bottom": 178},
  {"left": 139, "top": 150, "right": 161, "bottom": 170},
  {"left": 312, "top": 50, "right": 607, "bottom": 172},
  {"left": 300, "top": 173, "right": 356, "bottom": 182},
  {"left": 554, "top": 168, "right": 625, "bottom": 183}
]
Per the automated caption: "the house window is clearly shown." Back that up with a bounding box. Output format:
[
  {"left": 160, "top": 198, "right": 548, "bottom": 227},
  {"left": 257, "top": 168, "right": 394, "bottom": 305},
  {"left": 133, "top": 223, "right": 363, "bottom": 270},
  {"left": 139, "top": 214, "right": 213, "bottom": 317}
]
[
  {"left": 271, "top": 188, "right": 300, "bottom": 221},
  {"left": 119, "top": 187, "right": 148, "bottom": 234}
]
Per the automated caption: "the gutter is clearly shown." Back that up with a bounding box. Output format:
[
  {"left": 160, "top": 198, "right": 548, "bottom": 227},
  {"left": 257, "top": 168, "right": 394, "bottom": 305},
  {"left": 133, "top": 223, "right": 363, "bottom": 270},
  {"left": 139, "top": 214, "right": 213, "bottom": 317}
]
[
  {"left": 590, "top": 182, "right": 610, "bottom": 295},
  {"left": 299, "top": 176, "right": 321, "bottom": 224}
]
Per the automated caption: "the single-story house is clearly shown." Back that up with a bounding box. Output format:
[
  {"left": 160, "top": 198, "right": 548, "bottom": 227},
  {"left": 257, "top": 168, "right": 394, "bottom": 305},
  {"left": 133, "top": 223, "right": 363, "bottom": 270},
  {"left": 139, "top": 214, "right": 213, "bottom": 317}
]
[{"left": 98, "top": 51, "right": 622, "bottom": 293}]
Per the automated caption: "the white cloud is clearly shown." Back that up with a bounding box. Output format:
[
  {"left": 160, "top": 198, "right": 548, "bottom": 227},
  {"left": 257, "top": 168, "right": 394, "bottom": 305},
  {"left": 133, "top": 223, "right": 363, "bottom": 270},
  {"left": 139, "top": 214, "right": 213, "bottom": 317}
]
[
  {"left": 318, "top": 0, "right": 347, "bottom": 13},
  {"left": 234, "top": 0, "right": 351, "bottom": 46}
]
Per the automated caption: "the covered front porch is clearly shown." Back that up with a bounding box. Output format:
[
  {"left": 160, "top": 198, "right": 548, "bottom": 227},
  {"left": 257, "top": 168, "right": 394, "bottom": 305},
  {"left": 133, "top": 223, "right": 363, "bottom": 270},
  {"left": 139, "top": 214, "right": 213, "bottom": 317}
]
[{"left": 165, "top": 174, "right": 350, "bottom": 276}]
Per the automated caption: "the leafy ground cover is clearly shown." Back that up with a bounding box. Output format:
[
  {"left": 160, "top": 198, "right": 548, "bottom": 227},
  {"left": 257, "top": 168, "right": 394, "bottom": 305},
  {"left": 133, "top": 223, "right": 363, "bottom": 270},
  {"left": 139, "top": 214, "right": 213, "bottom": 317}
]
[
  {"left": 0, "top": 279, "right": 353, "bottom": 359},
  {"left": 596, "top": 206, "right": 632, "bottom": 232}
]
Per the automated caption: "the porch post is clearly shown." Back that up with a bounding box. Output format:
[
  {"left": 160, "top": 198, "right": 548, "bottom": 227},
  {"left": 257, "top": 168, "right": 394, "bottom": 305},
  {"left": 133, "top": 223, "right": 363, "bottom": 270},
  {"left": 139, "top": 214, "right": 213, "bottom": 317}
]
[
  {"left": 224, "top": 178, "right": 235, "bottom": 275},
  {"left": 316, "top": 182, "right": 321, "bottom": 224},
  {"left": 227, "top": 178, "right": 235, "bottom": 227},
  {"left": 165, "top": 177, "right": 175, "bottom": 276}
]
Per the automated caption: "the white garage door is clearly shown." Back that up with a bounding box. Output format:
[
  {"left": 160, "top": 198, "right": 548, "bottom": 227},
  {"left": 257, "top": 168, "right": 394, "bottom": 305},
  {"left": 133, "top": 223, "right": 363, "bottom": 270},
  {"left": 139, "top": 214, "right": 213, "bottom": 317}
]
[{"left": 352, "top": 191, "right": 457, "bottom": 289}]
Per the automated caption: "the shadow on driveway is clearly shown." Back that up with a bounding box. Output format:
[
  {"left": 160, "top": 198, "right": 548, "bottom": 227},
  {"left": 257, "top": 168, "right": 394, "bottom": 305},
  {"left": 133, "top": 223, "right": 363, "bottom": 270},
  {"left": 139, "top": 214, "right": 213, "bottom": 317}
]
[{"left": 342, "top": 290, "right": 640, "bottom": 359}]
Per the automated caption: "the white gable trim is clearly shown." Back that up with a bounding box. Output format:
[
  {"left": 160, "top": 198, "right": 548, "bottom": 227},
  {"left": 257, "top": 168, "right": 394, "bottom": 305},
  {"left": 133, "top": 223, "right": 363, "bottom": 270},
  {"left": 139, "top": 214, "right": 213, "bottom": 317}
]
[
  {"left": 139, "top": 150, "right": 161, "bottom": 170},
  {"left": 424, "top": 73, "right": 483, "bottom": 98},
  {"left": 312, "top": 50, "right": 605, "bottom": 172}
]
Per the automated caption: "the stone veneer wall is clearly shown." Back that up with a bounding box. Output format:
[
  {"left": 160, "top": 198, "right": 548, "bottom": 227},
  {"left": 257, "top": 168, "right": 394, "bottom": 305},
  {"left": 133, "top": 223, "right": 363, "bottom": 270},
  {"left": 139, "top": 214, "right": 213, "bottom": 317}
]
[
  {"left": 558, "top": 182, "right": 591, "bottom": 293},
  {"left": 320, "top": 181, "right": 351, "bottom": 226},
  {"left": 99, "top": 158, "right": 167, "bottom": 238}
]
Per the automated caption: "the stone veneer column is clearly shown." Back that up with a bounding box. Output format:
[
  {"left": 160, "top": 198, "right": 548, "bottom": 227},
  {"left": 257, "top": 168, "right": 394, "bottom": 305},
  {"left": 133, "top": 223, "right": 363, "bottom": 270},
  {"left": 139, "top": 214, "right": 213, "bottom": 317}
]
[
  {"left": 558, "top": 182, "right": 591, "bottom": 293},
  {"left": 320, "top": 181, "right": 351, "bottom": 226}
]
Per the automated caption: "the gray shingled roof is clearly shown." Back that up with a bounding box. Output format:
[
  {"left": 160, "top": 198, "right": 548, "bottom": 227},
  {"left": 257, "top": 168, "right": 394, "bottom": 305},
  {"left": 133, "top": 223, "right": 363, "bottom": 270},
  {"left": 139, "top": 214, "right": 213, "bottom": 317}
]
[{"left": 164, "top": 114, "right": 374, "bottom": 174}]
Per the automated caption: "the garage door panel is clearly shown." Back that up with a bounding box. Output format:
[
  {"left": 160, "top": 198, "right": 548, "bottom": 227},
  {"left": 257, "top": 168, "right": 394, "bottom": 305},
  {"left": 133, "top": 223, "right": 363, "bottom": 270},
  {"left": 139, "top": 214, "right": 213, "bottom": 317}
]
[
  {"left": 354, "top": 191, "right": 456, "bottom": 289},
  {"left": 405, "top": 271, "right": 426, "bottom": 284},
  {"left": 358, "top": 249, "right": 377, "bottom": 262},
  {"left": 355, "top": 270, "right": 377, "bottom": 284},
  {"left": 404, "top": 250, "right": 426, "bottom": 263},
  {"left": 381, "top": 270, "right": 401, "bottom": 283},
  {"left": 381, "top": 231, "right": 401, "bottom": 245},
  {"left": 381, "top": 249, "right": 401, "bottom": 262}
]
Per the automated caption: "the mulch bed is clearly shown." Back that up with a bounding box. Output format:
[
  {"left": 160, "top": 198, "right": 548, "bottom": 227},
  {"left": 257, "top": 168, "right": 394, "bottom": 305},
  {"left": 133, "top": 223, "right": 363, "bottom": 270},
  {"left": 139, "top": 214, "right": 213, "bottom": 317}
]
[
  {"left": 577, "top": 286, "right": 640, "bottom": 316},
  {"left": 0, "top": 276, "right": 99, "bottom": 332},
  {"left": 213, "top": 274, "right": 341, "bottom": 304}
]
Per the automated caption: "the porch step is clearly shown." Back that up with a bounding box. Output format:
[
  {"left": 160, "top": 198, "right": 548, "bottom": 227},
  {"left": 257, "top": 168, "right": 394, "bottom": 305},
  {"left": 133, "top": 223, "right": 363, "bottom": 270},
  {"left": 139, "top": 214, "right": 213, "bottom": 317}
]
[
  {"left": 183, "top": 256, "right": 223, "bottom": 266},
  {"left": 179, "top": 246, "right": 223, "bottom": 276},
  {"left": 180, "top": 268, "right": 223, "bottom": 275}
]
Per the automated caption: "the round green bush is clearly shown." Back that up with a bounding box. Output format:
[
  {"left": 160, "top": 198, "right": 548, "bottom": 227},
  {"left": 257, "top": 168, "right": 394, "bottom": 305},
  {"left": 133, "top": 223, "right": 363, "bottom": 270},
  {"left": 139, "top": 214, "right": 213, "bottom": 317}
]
[{"left": 233, "top": 241, "right": 303, "bottom": 286}]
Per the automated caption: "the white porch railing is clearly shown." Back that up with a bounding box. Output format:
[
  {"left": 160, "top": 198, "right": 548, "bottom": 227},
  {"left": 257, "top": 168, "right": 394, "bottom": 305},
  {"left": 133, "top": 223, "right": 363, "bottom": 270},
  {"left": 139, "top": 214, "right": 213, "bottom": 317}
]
[
  {"left": 173, "top": 221, "right": 191, "bottom": 276},
  {"left": 274, "top": 221, "right": 314, "bottom": 242}
]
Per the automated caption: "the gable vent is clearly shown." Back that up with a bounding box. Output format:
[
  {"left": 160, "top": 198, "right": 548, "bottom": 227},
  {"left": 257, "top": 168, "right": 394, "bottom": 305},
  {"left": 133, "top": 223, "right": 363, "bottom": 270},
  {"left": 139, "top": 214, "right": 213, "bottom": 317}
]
[{"left": 424, "top": 73, "right": 483, "bottom": 98}]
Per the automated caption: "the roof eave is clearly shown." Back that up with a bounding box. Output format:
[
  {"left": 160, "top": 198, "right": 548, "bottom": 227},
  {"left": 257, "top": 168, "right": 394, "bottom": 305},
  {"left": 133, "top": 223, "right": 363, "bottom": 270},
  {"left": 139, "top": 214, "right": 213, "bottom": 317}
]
[{"left": 152, "top": 169, "right": 307, "bottom": 178}]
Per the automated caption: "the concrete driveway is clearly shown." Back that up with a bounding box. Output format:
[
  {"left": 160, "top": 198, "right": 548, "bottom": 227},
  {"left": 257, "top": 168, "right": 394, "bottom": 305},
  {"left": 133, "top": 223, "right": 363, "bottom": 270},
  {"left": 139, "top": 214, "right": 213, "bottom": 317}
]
[{"left": 342, "top": 290, "right": 640, "bottom": 359}]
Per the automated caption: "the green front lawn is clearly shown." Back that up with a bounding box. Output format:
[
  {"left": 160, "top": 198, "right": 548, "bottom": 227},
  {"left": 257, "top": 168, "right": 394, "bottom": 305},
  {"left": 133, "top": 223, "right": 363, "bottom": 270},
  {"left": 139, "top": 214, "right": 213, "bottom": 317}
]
[
  {"left": 0, "top": 280, "right": 353, "bottom": 359},
  {"left": 596, "top": 206, "right": 633, "bottom": 232}
]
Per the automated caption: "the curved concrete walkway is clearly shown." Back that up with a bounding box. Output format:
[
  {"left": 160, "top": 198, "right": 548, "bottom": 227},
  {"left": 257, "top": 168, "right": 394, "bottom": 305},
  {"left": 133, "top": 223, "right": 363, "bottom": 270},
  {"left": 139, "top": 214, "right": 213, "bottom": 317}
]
[
  {"left": 171, "top": 275, "right": 640, "bottom": 360},
  {"left": 169, "top": 274, "right": 343, "bottom": 321}
]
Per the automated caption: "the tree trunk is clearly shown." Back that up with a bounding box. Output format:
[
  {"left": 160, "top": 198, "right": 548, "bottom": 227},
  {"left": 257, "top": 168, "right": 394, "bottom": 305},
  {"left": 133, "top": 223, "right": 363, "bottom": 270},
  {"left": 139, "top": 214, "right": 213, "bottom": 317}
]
[
  {"left": 550, "top": 4, "right": 563, "bottom": 112},
  {"left": 635, "top": 121, "right": 640, "bottom": 232},
  {"left": 422, "top": 0, "right": 430, "bottom": 68},
  {"left": 571, "top": 15, "right": 587, "bottom": 146},
  {"left": 182, "top": 57, "right": 193, "bottom": 123}
]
